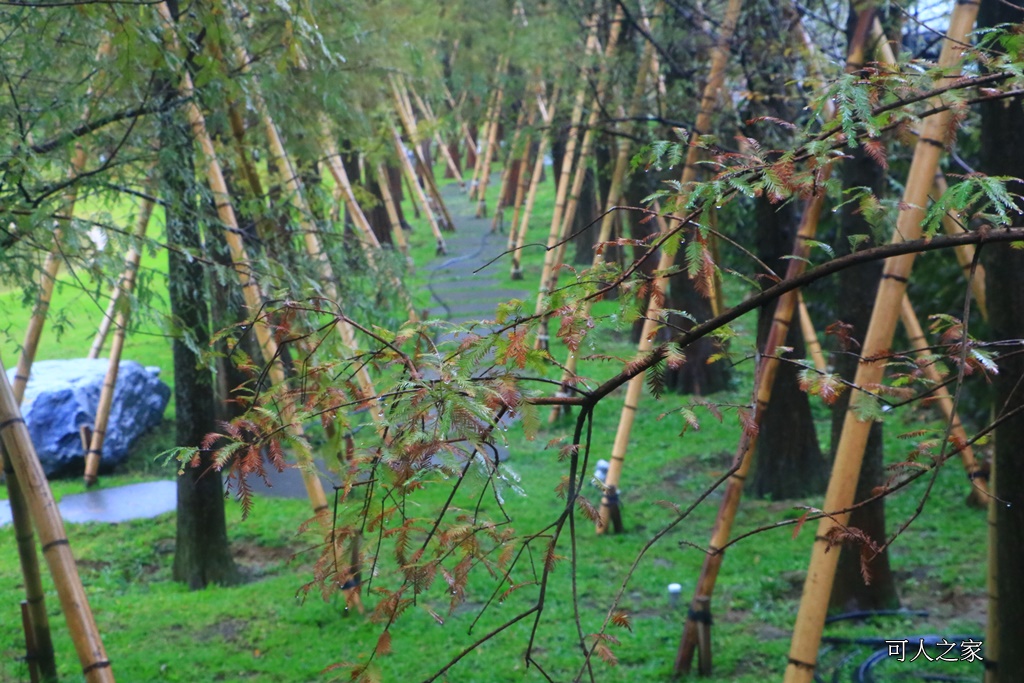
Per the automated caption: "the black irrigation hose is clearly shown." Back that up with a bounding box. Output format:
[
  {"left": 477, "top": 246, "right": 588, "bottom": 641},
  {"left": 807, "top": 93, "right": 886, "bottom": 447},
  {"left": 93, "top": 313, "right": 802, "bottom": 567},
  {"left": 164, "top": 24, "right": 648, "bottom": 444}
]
[
  {"left": 857, "top": 635, "right": 982, "bottom": 683},
  {"left": 814, "top": 610, "right": 982, "bottom": 683}
]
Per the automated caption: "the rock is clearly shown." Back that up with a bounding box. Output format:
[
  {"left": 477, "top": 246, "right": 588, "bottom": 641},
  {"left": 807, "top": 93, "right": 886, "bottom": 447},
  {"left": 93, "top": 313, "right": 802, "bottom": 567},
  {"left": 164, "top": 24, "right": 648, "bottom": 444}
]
[{"left": 6, "top": 359, "right": 170, "bottom": 478}]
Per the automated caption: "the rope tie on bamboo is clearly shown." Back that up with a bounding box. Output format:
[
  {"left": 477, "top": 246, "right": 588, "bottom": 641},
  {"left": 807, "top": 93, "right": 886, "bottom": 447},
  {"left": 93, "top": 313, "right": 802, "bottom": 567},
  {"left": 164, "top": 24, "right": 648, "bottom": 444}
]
[
  {"left": 603, "top": 487, "right": 620, "bottom": 509},
  {"left": 787, "top": 657, "right": 816, "bottom": 670},
  {"left": 14, "top": 374, "right": 29, "bottom": 383},
  {"left": 687, "top": 606, "right": 713, "bottom": 625},
  {"left": 968, "top": 470, "right": 987, "bottom": 480},
  {"left": 920, "top": 137, "right": 945, "bottom": 149},
  {"left": 0, "top": 417, "right": 26, "bottom": 432},
  {"left": 82, "top": 660, "right": 112, "bottom": 674},
  {"left": 41, "top": 539, "right": 70, "bottom": 553},
  {"left": 881, "top": 273, "right": 909, "bottom": 283}
]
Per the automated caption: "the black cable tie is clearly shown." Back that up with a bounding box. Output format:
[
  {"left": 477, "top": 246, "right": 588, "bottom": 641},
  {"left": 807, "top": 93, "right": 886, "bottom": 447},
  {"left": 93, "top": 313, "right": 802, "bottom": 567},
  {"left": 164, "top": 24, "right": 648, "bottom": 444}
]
[
  {"left": 0, "top": 417, "right": 25, "bottom": 432},
  {"left": 42, "top": 539, "right": 70, "bottom": 553},
  {"left": 82, "top": 660, "right": 112, "bottom": 674},
  {"left": 687, "top": 607, "right": 713, "bottom": 625}
]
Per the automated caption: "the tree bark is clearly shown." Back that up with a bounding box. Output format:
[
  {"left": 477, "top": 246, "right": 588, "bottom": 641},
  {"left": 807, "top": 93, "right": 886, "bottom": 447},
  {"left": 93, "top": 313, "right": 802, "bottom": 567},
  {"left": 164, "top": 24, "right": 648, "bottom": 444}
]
[
  {"left": 979, "top": 2, "right": 1024, "bottom": 675},
  {"left": 160, "top": 1, "right": 239, "bottom": 590},
  {"left": 750, "top": 197, "right": 826, "bottom": 499}
]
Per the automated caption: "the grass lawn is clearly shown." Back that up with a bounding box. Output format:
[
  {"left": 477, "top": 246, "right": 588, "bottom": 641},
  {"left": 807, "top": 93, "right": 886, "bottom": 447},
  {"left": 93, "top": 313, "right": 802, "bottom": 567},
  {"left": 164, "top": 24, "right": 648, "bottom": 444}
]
[{"left": 0, "top": 166, "right": 989, "bottom": 682}]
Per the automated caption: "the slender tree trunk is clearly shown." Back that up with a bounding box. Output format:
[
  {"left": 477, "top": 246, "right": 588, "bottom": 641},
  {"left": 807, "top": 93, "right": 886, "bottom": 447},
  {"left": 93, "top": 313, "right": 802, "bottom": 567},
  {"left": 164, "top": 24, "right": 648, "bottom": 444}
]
[
  {"left": 750, "top": 197, "right": 826, "bottom": 499},
  {"left": 979, "top": 2, "right": 1024, "bottom": 675},
  {"left": 159, "top": 39, "right": 239, "bottom": 588}
]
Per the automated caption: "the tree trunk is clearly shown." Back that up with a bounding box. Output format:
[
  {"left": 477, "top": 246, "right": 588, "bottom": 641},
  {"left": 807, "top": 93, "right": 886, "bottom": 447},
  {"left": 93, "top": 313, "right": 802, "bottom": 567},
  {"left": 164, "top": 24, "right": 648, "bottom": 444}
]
[
  {"left": 979, "top": 1, "right": 1024, "bottom": 674},
  {"left": 827, "top": 133, "right": 898, "bottom": 612},
  {"left": 159, "top": 7, "right": 239, "bottom": 589},
  {"left": 750, "top": 197, "right": 826, "bottom": 499},
  {"left": 570, "top": 166, "right": 600, "bottom": 265}
]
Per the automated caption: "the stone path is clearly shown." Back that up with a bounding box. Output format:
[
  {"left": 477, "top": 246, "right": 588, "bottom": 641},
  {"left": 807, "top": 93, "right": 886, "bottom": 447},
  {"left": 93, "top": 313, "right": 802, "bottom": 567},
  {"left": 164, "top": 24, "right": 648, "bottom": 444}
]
[{"left": 0, "top": 174, "right": 529, "bottom": 524}]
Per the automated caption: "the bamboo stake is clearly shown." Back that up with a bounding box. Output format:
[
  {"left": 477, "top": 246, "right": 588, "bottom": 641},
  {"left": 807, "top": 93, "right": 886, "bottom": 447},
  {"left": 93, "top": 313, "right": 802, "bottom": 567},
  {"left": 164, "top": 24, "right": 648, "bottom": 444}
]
[
  {"left": 390, "top": 123, "right": 448, "bottom": 255},
  {"left": 504, "top": 104, "right": 537, "bottom": 249},
  {"left": 4, "top": 461, "right": 56, "bottom": 682},
  {"left": 985, "top": 455, "right": 998, "bottom": 683},
  {"left": 672, "top": 9, "right": 889, "bottom": 673},
  {"left": 797, "top": 293, "right": 827, "bottom": 373},
  {"left": 443, "top": 83, "right": 478, "bottom": 177},
  {"left": 156, "top": 0, "right": 329, "bottom": 520},
  {"left": 468, "top": 87, "right": 498, "bottom": 200},
  {"left": 509, "top": 91, "right": 556, "bottom": 279},
  {"left": 539, "top": 6, "right": 626, "bottom": 352},
  {"left": 12, "top": 35, "right": 112, "bottom": 403},
  {"left": 599, "top": 0, "right": 744, "bottom": 534},
  {"left": 0, "top": 35, "right": 114, "bottom": 677},
  {"left": 409, "top": 86, "right": 465, "bottom": 188},
  {"left": 474, "top": 56, "right": 509, "bottom": 217},
  {"left": 1, "top": 358, "right": 114, "bottom": 682},
  {"left": 783, "top": 5, "right": 980, "bottom": 680},
  {"left": 390, "top": 76, "right": 457, "bottom": 232},
  {"left": 490, "top": 104, "right": 528, "bottom": 231},
  {"left": 532, "top": 16, "right": 602, "bottom": 349},
  {"left": 88, "top": 188, "right": 156, "bottom": 360},
  {"left": 869, "top": 20, "right": 988, "bottom": 321},
  {"left": 899, "top": 295, "right": 988, "bottom": 504},
  {"left": 83, "top": 195, "right": 156, "bottom": 486},
  {"left": 375, "top": 162, "right": 411, "bottom": 259},
  {"left": 549, "top": 34, "right": 659, "bottom": 423}
]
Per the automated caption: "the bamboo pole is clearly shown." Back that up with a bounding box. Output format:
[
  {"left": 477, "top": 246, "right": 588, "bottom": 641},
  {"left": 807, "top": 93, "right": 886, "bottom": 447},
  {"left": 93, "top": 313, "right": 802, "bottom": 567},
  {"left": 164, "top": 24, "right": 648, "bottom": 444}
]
[
  {"left": 869, "top": 21, "right": 989, "bottom": 321},
  {"left": 0, "top": 35, "right": 115, "bottom": 677},
  {"left": 390, "top": 123, "right": 449, "bottom": 254},
  {"left": 671, "top": 11, "right": 883, "bottom": 673},
  {"left": 899, "top": 296, "right": 988, "bottom": 504},
  {"left": 503, "top": 102, "right": 537, "bottom": 249},
  {"left": 88, "top": 189, "right": 156, "bottom": 359},
  {"left": 12, "top": 35, "right": 112, "bottom": 403},
  {"left": 389, "top": 76, "right": 456, "bottom": 232},
  {"left": 783, "top": 5, "right": 980, "bottom": 680},
  {"left": 797, "top": 293, "right": 827, "bottom": 373},
  {"left": 532, "top": 16, "right": 602, "bottom": 349},
  {"left": 490, "top": 104, "right": 528, "bottom": 231},
  {"left": 409, "top": 86, "right": 465, "bottom": 188},
  {"left": 375, "top": 162, "right": 411, "bottom": 259},
  {"left": 548, "top": 22, "right": 659, "bottom": 423},
  {"left": 509, "top": 90, "right": 556, "bottom": 279},
  {"left": 599, "top": 0, "right": 744, "bottom": 534},
  {"left": 474, "top": 56, "right": 509, "bottom": 217},
  {"left": 538, "top": 6, "right": 626, "bottom": 353},
  {"left": 156, "top": 0, "right": 329, "bottom": 520},
  {"left": 222, "top": 27, "right": 409, "bottom": 380},
  {"left": 83, "top": 195, "right": 156, "bottom": 486},
  {"left": 443, "top": 83, "right": 478, "bottom": 177},
  {"left": 1, "top": 358, "right": 114, "bottom": 682},
  {"left": 468, "top": 87, "right": 498, "bottom": 200},
  {"left": 3, "top": 460, "right": 57, "bottom": 682},
  {"left": 985, "top": 455, "right": 998, "bottom": 683}
]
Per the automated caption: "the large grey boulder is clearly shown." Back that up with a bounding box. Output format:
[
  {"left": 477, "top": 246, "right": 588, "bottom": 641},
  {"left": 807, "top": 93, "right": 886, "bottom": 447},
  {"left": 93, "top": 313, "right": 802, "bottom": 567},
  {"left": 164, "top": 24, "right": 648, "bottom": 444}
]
[{"left": 6, "top": 359, "right": 170, "bottom": 478}]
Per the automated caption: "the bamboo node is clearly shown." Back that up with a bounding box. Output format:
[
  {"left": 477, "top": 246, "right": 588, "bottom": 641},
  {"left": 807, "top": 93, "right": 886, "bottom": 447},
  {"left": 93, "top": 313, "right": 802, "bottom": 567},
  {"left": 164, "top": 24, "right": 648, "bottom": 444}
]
[
  {"left": 82, "top": 660, "right": 112, "bottom": 674},
  {"left": 40, "top": 539, "right": 70, "bottom": 553},
  {"left": 787, "top": 657, "right": 816, "bottom": 670},
  {"left": 0, "top": 417, "right": 26, "bottom": 432}
]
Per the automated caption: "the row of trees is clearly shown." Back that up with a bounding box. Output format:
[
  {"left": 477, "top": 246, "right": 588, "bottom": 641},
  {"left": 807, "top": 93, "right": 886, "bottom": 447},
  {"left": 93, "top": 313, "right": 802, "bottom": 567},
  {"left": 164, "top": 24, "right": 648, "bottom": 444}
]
[{"left": 2, "top": 0, "right": 1024, "bottom": 680}]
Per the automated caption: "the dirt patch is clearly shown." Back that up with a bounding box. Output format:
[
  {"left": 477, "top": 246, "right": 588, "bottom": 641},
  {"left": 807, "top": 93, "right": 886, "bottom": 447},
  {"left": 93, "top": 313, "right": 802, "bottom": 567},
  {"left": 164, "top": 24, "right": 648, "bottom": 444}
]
[{"left": 200, "top": 618, "right": 250, "bottom": 644}]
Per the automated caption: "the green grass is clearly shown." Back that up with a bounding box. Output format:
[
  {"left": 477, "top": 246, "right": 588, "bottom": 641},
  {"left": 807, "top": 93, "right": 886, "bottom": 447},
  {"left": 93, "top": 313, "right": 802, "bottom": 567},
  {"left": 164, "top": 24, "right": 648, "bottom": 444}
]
[{"left": 1, "top": 167, "right": 989, "bottom": 682}]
